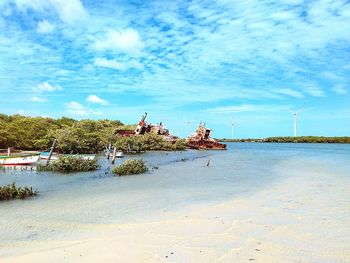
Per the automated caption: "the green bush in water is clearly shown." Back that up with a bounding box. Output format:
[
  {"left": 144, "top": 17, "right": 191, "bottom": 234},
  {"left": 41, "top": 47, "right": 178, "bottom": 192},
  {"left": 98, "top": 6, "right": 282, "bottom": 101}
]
[
  {"left": 113, "top": 159, "right": 148, "bottom": 176},
  {"left": 0, "top": 182, "right": 37, "bottom": 200},
  {"left": 37, "top": 156, "right": 100, "bottom": 173}
]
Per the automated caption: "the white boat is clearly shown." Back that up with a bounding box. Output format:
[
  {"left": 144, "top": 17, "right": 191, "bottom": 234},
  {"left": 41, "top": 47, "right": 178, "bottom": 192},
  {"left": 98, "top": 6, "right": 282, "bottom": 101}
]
[
  {"left": 75, "top": 155, "right": 96, "bottom": 160},
  {"left": 115, "top": 151, "right": 124, "bottom": 158},
  {"left": 0, "top": 155, "right": 40, "bottom": 165},
  {"left": 105, "top": 149, "right": 124, "bottom": 158},
  {"left": 39, "top": 153, "right": 59, "bottom": 161},
  {"left": 39, "top": 152, "right": 96, "bottom": 161}
]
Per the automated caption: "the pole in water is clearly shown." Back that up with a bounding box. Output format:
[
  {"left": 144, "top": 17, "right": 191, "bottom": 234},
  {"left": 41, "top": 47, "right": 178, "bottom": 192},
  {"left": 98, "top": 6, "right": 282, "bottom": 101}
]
[
  {"left": 106, "top": 144, "right": 111, "bottom": 159},
  {"left": 46, "top": 139, "right": 57, "bottom": 165},
  {"left": 127, "top": 143, "right": 131, "bottom": 153},
  {"left": 206, "top": 158, "right": 211, "bottom": 167},
  {"left": 111, "top": 147, "right": 117, "bottom": 164}
]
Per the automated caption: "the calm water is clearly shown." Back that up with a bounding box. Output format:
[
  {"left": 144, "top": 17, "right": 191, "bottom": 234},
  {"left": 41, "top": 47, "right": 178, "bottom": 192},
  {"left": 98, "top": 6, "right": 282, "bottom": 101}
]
[{"left": 0, "top": 143, "right": 349, "bottom": 245}]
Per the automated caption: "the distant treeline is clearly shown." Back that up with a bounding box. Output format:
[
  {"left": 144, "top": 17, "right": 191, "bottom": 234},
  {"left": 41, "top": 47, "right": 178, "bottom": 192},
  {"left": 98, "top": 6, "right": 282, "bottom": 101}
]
[
  {"left": 0, "top": 114, "right": 186, "bottom": 153},
  {"left": 220, "top": 136, "right": 350, "bottom": 144}
]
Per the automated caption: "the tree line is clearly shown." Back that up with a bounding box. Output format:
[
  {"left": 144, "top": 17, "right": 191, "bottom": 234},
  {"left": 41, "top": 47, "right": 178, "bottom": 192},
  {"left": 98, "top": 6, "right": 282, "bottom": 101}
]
[
  {"left": 0, "top": 114, "right": 186, "bottom": 153},
  {"left": 0, "top": 114, "right": 122, "bottom": 153},
  {"left": 220, "top": 136, "right": 350, "bottom": 143}
]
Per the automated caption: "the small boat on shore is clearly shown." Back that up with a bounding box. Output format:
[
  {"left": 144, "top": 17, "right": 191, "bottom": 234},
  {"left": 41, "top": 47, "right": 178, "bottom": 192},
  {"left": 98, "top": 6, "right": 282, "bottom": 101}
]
[
  {"left": 39, "top": 152, "right": 96, "bottom": 161},
  {"left": 104, "top": 149, "right": 124, "bottom": 158},
  {"left": 115, "top": 151, "right": 124, "bottom": 158},
  {"left": 0, "top": 154, "right": 40, "bottom": 165}
]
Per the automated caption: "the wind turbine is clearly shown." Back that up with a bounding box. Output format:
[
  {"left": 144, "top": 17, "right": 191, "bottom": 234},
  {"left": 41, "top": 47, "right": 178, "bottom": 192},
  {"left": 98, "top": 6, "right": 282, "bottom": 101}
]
[
  {"left": 186, "top": 120, "right": 194, "bottom": 135},
  {"left": 288, "top": 107, "right": 304, "bottom": 139},
  {"left": 231, "top": 120, "right": 235, "bottom": 140}
]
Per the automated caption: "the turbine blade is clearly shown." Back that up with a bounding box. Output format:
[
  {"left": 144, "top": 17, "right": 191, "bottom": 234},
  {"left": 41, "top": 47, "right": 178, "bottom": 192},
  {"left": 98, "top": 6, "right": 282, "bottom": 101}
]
[{"left": 296, "top": 107, "right": 304, "bottom": 114}]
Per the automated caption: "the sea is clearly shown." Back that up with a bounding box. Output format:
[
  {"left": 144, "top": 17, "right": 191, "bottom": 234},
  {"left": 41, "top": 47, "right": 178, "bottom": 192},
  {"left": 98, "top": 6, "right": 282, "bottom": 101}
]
[{"left": 0, "top": 142, "right": 349, "bottom": 248}]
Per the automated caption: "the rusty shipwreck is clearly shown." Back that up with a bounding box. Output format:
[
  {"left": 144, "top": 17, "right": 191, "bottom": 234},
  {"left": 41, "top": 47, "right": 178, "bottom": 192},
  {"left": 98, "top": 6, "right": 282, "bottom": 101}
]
[
  {"left": 186, "top": 122, "right": 226, "bottom": 150},
  {"left": 115, "top": 112, "right": 178, "bottom": 142},
  {"left": 115, "top": 113, "right": 226, "bottom": 150}
]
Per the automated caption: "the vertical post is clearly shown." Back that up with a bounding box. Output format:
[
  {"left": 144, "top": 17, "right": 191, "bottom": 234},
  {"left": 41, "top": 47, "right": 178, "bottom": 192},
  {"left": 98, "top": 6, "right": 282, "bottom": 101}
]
[
  {"left": 7, "top": 147, "right": 11, "bottom": 157},
  {"left": 111, "top": 147, "right": 117, "bottom": 164},
  {"left": 107, "top": 144, "right": 111, "bottom": 159},
  {"left": 127, "top": 143, "right": 131, "bottom": 153},
  {"left": 46, "top": 139, "right": 57, "bottom": 165},
  {"left": 206, "top": 158, "right": 211, "bottom": 167}
]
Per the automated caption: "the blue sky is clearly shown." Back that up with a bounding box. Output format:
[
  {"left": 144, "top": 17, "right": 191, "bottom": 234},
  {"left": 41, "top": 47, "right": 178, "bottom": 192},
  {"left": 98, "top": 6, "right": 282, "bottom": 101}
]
[{"left": 0, "top": 0, "right": 349, "bottom": 138}]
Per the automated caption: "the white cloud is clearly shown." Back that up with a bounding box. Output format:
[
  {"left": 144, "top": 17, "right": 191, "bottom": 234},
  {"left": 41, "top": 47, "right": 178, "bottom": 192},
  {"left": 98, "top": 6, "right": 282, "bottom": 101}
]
[
  {"left": 1, "top": 0, "right": 350, "bottom": 119},
  {"left": 203, "top": 104, "right": 289, "bottom": 114},
  {"left": 94, "top": 57, "right": 143, "bottom": 71},
  {"left": 66, "top": 101, "right": 87, "bottom": 115},
  {"left": 3, "top": 0, "right": 88, "bottom": 24},
  {"left": 51, "top": 0, "right": 88, "bottom": 24},
  {"left": 31, "top": 96, "right": 47, "bottom": 102},
  {"left": 37, "top": 20, "right": 54, "bottom": 34},
  {"left": 93, "top": 29, "right": 144, "bottom": 55},
  {"left": 273, "top": 88, "right": 304, "bottom": 98},
  {"left": 66, "top": 101, "right": 102, "bottom": 116},
  {"left": 86, "top": 94, "right": 109, "bottom": 105},
  {"left": 302, "top": 86, "right": 325, "bottom": 97},
  {"left": 33, "top": 82, "right": 62, "bottom": 93},
  {"left": 332, "top": 85, "right": 347, "bottom": 95},
  {"left": 204, "top": 105, "right": 260, "bottom": 114}
]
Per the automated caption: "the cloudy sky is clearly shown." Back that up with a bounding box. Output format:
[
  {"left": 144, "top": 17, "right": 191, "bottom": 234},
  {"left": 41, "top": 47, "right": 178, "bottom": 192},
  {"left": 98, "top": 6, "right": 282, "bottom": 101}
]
[{"left": 0, "top": 0, "right": 349, "bottom": 138}]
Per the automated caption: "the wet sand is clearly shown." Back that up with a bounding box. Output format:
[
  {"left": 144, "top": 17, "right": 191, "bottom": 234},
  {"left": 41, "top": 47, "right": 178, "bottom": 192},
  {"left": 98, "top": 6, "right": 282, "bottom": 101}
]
[{"left": 1, "top": 158, "right": 349, "bottom": 263}]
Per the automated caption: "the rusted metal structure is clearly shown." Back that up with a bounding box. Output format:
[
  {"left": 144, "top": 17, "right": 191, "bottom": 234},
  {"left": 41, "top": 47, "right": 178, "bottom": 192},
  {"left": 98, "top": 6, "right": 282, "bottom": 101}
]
[
  {"left": 115, "top": 113, "right": 226, "bottom": 150},
  {"left": 186, "top": 122, "right": 226, "bottom": 150},
  {"left": 115, "top": 112, "right": 178, "bottom": 142}
]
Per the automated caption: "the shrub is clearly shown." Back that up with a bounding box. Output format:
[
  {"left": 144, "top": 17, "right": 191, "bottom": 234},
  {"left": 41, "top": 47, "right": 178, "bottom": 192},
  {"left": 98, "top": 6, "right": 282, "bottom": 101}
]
[
  {"left": 53, "top": 120, "right": 122, "bottom": 154},
  {"left": 112, "top": 159, "right": 148, "bottom": 176},
  {"left": 37, "top": 156, "right": 100, "bottom": 173},
  {"left": 0, "top": 183, "right": 37, "bottom": 200},
  {"left": 114, "top": 133, "right": 186, "bottom": 153}
]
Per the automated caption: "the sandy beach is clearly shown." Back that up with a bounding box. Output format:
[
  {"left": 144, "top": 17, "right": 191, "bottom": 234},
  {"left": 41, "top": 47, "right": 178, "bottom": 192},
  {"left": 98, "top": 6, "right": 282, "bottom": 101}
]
[{"left": 1, "top": 156, "right": 349, "bottom": 263}]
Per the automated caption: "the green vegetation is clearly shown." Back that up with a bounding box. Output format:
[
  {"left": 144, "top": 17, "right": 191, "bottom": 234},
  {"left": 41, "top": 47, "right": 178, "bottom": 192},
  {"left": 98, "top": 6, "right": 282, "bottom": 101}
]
[
  {"left": 220, "top": 138, "right": 263, "bottom": 142},
  {"left": 113, "top": 159, "right": 148, "bottom": 176},
  {"left": 0, "top": 182, "right": 37, "bottom": 200},
  {"left": 0, "top": 114, "right": 63, "bottom": 150},
  {"left": 115, "top": 124, "right": 137, "bottom": 131},
  {"left": 37, "top": 156, "right": 100, "bottom": 173},
  {"left": 263, "top": 136, "right": 350, "bottom": 143},
  {"left": 220, "top": 136, "right": 350, "bottom": 143},
  {"left": 0, "top": 114, "right": 186, "bottom": 154},
  {"left": 0, "top": 114, "right": 122, "bottom": 153},
  {"left": 114, "top": 133, "right": 187, "bottom": 153},
  {"left": 53, "top": 120, "right": 123, "bottom": 153}
]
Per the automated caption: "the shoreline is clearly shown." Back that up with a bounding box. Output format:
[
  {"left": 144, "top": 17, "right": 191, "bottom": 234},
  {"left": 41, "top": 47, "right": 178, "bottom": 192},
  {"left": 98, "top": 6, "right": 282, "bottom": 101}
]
[
  {"left": 1, "top": 158, "right": 349, "bottom": 263},
  {"left": 219, "top": 137, "right": 350, "bottom": 144}
]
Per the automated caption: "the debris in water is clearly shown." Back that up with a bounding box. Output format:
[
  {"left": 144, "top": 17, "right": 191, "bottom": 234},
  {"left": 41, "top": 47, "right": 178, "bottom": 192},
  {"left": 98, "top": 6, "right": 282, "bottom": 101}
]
[{"left": 206, "top": 158, "right": 211, "bottom": 166}]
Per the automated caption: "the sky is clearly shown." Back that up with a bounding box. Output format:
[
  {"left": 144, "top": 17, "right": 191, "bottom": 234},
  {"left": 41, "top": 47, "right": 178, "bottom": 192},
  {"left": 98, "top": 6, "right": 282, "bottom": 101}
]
[{"left": 0, "top": 0, "right": 349, "bottom": 138}]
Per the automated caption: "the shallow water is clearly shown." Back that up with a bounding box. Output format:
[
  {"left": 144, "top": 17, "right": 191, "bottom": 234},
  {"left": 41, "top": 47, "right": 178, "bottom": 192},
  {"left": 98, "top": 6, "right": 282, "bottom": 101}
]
[{"left": 0, "top": 143, "right": 349, "bottom": 246}]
